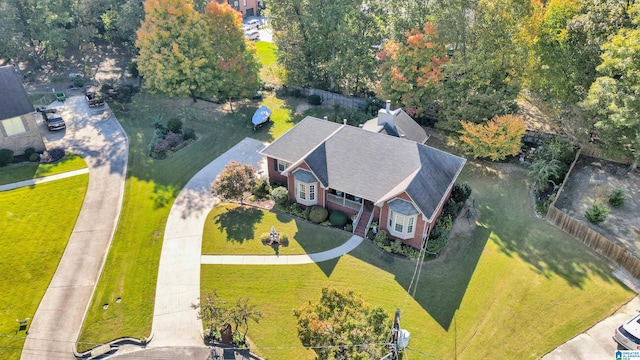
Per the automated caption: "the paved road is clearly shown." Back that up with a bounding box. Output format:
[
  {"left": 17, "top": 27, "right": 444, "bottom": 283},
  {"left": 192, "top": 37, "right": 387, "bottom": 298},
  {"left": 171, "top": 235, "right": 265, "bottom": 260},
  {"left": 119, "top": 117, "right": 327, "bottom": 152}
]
[
  {"left": 20, "top": 96, "right": 128, "bottom": 360},
  {"left": 150, "top": 138, "right": 266, "bottom": 348}
]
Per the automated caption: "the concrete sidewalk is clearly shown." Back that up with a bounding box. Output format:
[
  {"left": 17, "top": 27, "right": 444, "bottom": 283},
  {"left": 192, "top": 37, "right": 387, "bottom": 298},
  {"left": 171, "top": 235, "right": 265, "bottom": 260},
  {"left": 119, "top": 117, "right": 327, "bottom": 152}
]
[
  {"left": 201, "top": 235, "right": 363, "bottom": 265},
  {"left": 151, "top": 138, "right": 267, "bottom": 348},
  {"left": 0, "top": 168, "right": 89, "bottom": 191}
]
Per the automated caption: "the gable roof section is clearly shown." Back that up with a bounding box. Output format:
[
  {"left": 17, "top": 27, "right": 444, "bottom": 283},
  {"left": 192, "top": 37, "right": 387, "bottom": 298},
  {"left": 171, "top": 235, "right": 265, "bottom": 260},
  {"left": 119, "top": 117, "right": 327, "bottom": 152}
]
[
  {"left": 259, "top": 116, "right": 342, "bottom": 162},
  {"left": 0, "top": 66, "right": 34, "bottom": 120},
  {"left": 395, "top": 111, "right": 429, "bottom": 144},
  {"left": 406, "top": 145, "right": 466, "bottom": 221}
]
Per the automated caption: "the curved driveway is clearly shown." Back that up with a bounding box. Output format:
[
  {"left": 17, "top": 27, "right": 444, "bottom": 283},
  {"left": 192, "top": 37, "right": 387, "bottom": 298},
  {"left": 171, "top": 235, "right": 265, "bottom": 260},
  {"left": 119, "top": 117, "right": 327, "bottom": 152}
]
[
  {"left": 21, "top": 96, "right": 128, "bottom": 360},
  {"left": 151, "top": 138, "right": 266, "bottom": 347}
]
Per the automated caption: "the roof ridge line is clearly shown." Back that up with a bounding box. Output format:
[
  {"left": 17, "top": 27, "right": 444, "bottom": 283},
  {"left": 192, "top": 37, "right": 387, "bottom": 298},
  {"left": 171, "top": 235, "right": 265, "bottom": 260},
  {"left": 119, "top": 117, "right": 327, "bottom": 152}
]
[{"left": 282, "top": 123, "right": 346, "bottom": 178}]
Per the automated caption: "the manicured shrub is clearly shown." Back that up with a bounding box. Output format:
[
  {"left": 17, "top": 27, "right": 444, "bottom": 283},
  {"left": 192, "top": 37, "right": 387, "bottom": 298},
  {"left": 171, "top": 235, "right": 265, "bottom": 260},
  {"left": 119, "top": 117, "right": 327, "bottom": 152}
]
[
  {"left": 374, "top": 230, "right": 388, "bottom": 247},
  {"left": 153, "top": 140, "right": 171, "bottom": 158},
  {"left": 248, "top": 195, "right": 256, "bottom": 202},
  {"left": 253, "top": 178, "right": 271, "bottom": 199},
  {"left": 329, "top": 210, "right": 348, "bottom": 227},
  {"left": 29, "top": 153, "right": 40, "bottom": 162},
  {"left": 609, "top": 188, "right": 626, "bottom": 208},
  {"left": 585, "top": 201, "right": 610, "bottom": 224},
  {"left": 40, "top": 148, "right": 65, "bottom": 163},
  {"left": 344, "top": 223, "right": 353, "bottom": 232},
  {"left": 308, "top": 94, "right": 322, "bottom": 105},
  {"left": 182, "top": 127, "right": 196, "bottom": 141},
  {"left": 302, "top": 207, "right": 311, "bottom": 220},
  {"left": 403, "top": 245, "right": 421, "bottom": 260},
  {"left": 426, "top": 232, "right": 449, "bottom": 253},
  {"left": 271, "top": 186, "right": 289, "bottom": 205},
  {"left": 0, "top": 149, "right": 13, "bottom": 166},
  {"left": 167, "top": 118, "right": 183, "bottom": 134},
  {"left": 24, "top": 147, "right": 35, "bottom": 158},
  {"left": 309, "top": 206, "right": 329, "bottom": 223},
  {"left": 164, "top": 132, "right": 183, "bottom": 148},
  {"left": 451, "top": 182, "right": 472, "bottom": 204}
]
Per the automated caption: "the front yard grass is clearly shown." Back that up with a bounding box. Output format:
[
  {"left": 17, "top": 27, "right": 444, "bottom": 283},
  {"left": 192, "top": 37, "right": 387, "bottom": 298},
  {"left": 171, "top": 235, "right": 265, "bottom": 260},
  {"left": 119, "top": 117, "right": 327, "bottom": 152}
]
[
  {"left": 0, "top": 175, "right": 88, "bottom": 360},
  {"left": 202, "top": 203, "right": 351, "bottom": 255},
  {"left": 77, "top": 91, "right": 304, "bottom": 351},
  {"left": 202, "top": 161, "right": 635, "bottom": 359},
  {"left": 0, "top": 153, "right": 86, "bottom": 185}
]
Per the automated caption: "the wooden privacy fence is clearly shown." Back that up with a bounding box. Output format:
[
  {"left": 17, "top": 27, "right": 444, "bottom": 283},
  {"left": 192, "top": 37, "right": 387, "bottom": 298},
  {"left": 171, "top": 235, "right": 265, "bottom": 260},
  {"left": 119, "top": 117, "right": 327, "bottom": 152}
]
[
  {"left": 547, "top": 206, "right": 640, "bottom": 278},
  {"left": 301, "top": 88, "right": 367, "bottom": 110},
  {"left": 579, "top": 143, "right": 632, "bottom": 165}
]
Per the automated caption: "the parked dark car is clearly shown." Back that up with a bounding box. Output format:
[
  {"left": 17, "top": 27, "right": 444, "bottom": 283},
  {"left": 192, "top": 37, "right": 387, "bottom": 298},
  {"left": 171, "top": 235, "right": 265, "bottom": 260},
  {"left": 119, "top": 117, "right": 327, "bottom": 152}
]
[{"left": 37, "top": 106, "right": 66, "bottom": 131}]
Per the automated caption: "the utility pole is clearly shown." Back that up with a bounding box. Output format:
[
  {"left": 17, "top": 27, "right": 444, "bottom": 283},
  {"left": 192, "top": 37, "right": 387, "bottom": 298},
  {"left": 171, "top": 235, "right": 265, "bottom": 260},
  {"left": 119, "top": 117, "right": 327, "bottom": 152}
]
[{"left": 390, "top": 308, "right": 401, "bottom": 360}]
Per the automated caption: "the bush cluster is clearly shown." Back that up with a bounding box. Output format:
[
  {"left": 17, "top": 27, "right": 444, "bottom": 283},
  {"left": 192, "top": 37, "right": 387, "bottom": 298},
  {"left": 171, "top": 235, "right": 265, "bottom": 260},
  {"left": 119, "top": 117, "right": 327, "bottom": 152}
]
[
  {"left": 0, "top": 149, "right": 14, "bottom": 166},
  {"left": 308, "top": 94, "right": 322, "bottom": 105},
  {"left": 426, "top": 181, "right": 472, "bottom": 254},
  {"left": 608, "top": 188, "right": 626, "bottom": 207},
  {"left": 369, "top": 230, "right": 421, "bottom": 260},
  {"left": 329, "top": 211, "right": 348, "bottom": 227},
  {"left": 40, "top": 148, "right": 65, "bottom": 163},
  {"left": 271, "top": 186, "right": 289, "bottom": 205},
  {"left": 252, "top": 178, "right": 271, "bottom": 199},
  {"left": 149, "top": 118, "right": 195, "bottom": 159}
]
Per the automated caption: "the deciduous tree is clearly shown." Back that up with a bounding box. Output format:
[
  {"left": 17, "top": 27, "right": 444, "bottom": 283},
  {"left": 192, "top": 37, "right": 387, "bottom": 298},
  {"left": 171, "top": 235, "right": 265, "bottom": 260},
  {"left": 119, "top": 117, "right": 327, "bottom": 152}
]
[
  {"left": 211, "top": 161, "right": 257, "bottom": 204},
  {"left": 582, "top": 4, "right": 640, "bottom": 169},
  {"left": 203, "top": 1, "right": 260, "bottom": 111},
  {"left": 377, "top": 23, "right": 448, "bottom": 118},
  {"left": 294, "top": 287, "right": 390, "bottom": 360},
  {"left": 136, "top": 0, "right": 214, "bottom": 101},
  {"left": 459, "top": 114, "right": 526, "bottom": 161}
]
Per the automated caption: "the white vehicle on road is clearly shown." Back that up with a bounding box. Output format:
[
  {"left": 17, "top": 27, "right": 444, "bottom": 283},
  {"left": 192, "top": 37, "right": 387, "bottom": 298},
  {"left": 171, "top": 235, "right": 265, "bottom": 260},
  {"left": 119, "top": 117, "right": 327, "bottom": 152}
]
[{"left": 614, "top": 313, "right": 640, "bottom": 350}]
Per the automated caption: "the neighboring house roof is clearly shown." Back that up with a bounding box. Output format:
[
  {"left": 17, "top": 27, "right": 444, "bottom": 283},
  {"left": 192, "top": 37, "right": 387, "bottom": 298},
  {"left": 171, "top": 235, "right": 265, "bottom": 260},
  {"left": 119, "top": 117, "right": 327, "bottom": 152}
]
[
  {"left": 362, "top": 109, "right": 429, "bottom": 144},
  {"left": 261, "top": 117, "right": 466, "bottom": 222},
  {"left": 0, "top": 65, "right": 34, "bottom": 120}
]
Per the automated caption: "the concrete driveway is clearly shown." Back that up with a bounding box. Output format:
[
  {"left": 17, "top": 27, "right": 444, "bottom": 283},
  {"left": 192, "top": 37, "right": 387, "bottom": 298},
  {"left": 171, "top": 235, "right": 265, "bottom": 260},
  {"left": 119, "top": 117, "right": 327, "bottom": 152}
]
[
  {"left": 150, "top": 138, "right": 266, "bottom": 347},
  {"left": 20, "top": 95, "right": 128, "bottom": 359}
]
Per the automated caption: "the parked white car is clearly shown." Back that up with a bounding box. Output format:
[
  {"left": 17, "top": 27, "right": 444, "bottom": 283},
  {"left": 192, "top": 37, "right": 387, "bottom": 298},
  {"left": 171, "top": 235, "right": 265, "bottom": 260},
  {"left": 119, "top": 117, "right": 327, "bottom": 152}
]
[
  {"left": 614, "top": 313, "right": 640, "bottom": 350},
  {"left": 245, "top": 30, "right": 260, "bottom": 41}
]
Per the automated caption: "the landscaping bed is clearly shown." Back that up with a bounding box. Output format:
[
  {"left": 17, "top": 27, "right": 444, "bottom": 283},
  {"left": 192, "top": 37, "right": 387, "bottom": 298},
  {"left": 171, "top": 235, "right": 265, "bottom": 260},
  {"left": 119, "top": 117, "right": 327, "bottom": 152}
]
[{"left": 553, "top": 155, "right": 640, "bottom": 255}]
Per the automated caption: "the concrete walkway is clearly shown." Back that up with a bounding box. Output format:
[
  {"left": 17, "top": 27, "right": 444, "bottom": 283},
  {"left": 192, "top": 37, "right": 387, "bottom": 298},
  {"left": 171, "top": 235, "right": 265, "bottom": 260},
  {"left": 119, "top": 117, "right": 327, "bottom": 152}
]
[
  {"left": 0, "top": 168, "right": 89, "bottom": 191},
  {"left": 151, "top": 138, "right": 267, "bottom": 347},
  {"left": 21, "top": 96, "right": 128, "bottom": 359},
  {"left": 201, "top": 235, "right": 363, "bottom": 265}
]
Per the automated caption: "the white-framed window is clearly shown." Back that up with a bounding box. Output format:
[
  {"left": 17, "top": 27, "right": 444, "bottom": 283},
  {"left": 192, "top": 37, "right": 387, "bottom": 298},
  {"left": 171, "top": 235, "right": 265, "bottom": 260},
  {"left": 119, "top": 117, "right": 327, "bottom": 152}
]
[
  {"left": 295, "top": 180, "right": 317, "bottom": 206},
  {"left": 276, "top": 159, "right": 289, "bottom": 173},
  {"left": 299, "top": 183, "right": 306, "bottom": 200},
  {"left": 388, "top": 210, "right": 417, "bottom": 239},
  {"left": 1, "top": 116, "right": 26, "bottom": 136}
]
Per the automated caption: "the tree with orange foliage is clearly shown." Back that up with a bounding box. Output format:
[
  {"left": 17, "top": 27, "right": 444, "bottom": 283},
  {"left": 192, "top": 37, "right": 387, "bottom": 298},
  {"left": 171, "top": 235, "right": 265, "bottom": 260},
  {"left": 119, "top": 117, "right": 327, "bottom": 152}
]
[
  {"left": 203, "top": 1, "right": 260, "bottom": 111},
  {"left": 377, "top": 23, "right": 448, "bottom": 118},
  {"left": 459, "top": 114, "right": 526, "bottom": 161},
  {"left": 136, "top": 0, "right": 260, "bottom": 105}
]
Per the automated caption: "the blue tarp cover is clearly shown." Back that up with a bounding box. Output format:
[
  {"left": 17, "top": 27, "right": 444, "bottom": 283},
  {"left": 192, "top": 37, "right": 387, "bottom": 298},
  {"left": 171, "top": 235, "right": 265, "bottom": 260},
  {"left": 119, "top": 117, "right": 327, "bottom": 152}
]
[{"left": 252, "top": 105, "right": 272, "bottom": 125}]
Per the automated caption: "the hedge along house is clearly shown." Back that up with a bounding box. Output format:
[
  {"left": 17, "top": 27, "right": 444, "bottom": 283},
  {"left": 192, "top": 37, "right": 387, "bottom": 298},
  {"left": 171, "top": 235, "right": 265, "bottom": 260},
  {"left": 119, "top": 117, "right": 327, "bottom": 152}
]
[
  {"left": 260, "top": 105, "right": 466, "bottom": 249},
  {"left": 0, "top": 65, "right": 45, "bottom": 155}
]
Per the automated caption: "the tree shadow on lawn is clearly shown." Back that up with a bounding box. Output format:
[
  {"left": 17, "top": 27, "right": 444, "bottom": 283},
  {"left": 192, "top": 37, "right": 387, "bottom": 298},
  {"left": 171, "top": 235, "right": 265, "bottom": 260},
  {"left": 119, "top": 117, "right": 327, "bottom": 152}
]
[
  {"left": 350, "top": 224, "right": 491, "bottom": 331},
  {"left": 215, "top": 206, "right": 264, "bottom": 243}
]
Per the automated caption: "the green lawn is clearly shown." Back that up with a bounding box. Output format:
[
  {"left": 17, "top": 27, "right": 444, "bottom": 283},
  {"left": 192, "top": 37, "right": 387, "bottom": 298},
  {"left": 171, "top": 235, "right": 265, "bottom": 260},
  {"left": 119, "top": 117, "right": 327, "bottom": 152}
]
[
  {"left": 0, "top": 175, "right": 89, "bottom": 360},
  {"left": 255, "top": 41, "right": 281, "bottom": 85},
  {"left": 0, "top": 153, "right": 87, "bottom": 185},
  {"left": 77, "top": 91, "right": 308, "bottom": 351},
  {"left": 202, "top": 162, "right": 635, "bottom": 359},
  {"left": 203, "top": 203, "right": 351, "bottom": 255}
]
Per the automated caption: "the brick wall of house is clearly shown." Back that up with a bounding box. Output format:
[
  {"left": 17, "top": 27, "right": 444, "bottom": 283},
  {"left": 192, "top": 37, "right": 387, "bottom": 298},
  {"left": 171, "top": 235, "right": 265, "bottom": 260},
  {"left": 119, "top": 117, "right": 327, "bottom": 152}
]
[
  {"left": 0, "top": 113, "right": 46, "bottom": 155},
  {"left": 266, "top": 157, "right": 288, "bottom": 186},
  {"left": 378, "top": 192, "right": 430, "bottom": 249}
]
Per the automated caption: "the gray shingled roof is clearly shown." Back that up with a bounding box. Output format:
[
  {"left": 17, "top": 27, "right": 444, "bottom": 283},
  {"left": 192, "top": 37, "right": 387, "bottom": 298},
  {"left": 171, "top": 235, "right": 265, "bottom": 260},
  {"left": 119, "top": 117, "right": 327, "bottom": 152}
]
[
  {"left": 362, "top": 109, "right": 429, "bottom": 144},
  {"left": 259, "top": 116, "right": 342, "bottom": 162},
  {"left": 265, "top": 117, "right": 466, "bottom": 221},
  {"left": 0, "top": 66, "right": 34, "bottom": 120}
]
